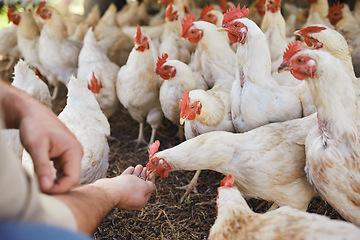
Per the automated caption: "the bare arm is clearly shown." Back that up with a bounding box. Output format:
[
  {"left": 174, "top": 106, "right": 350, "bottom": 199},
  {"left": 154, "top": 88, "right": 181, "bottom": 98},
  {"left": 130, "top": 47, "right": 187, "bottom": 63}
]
[
  {"left": 54, "top": 165, "right": 156, "bottom": 234},
  {"left": 0, "top": 80, "right": 83, "bottom": 193}
]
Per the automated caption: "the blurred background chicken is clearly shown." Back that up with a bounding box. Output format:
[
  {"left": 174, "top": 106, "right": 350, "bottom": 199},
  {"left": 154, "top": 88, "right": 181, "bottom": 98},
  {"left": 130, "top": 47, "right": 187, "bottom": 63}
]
[
  {"left": 22, "top": 75, "right": 110, "bottom": 184},
  {"left": 279, "top": 43, "right": 360, "bottom": 226},
  {"left": 209, "top": 174, "right": 360, "bottom": 240},
  {"left": 77, "top": 27, "right": 119, "bottom": 118},
  {"left": 182, "top": 14, "right": 236, "bottom": 88},
  {"left": 36, "top": 1, "right": 82, "bottom": 95},
  {"left": 116, "top": 25, "right": 163, "bottom": 146}
]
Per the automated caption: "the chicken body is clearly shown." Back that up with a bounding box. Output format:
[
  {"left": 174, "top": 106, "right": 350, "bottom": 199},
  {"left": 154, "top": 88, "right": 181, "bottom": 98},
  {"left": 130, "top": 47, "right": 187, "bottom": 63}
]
[
  {"left": 280, "top": 48, "right": 360, "bottom": 226},
  {"left": 77, "top": 28, "right": 119, "bottom": 118},
  {"left": 221, "top": 15, "right": 303, "bottom": 133},
  {"left": 37, "top": 4, "right": 82, "bottom": 88},
  {"left": 0, "top": 24, "right": 20, "bottom": 60},
  {"left": 22, "top": 76, "right": 110, "bottom": 184},
  {"left": 183, "top": 17, "right": 236, "bottom": 88},
  {"left": 304, "top": 0, "right": 332, "bottom": 28},
  {"left": 209, "top": 175, "right": 360, "bottom": 240},
  {"left": 1, "top": 59, "right": 51, "bottom": 161},
  {"left": 147, "top": 114, "right": 318, "bottom": 211},
  {"left": 116, "top": 27, "right": 163, "bottom": 145}
]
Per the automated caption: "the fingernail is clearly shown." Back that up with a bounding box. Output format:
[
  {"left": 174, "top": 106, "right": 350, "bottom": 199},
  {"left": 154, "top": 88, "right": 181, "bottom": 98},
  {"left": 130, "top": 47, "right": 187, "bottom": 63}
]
[{"left": 40, "top": 176, "right": 52, "bottom": 189}]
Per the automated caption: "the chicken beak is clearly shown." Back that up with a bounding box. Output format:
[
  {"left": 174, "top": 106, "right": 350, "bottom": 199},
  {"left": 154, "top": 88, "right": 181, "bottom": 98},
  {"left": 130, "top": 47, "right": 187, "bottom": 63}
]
[
  {"left": 293, "top": 30, "right": 301, "bottom": 37},
  {"left": 278, "top": 63, "right": 290, "bottom": 73},
  {"left": 217, "top": 26, "right": 228, "bottom": 32},
  {"left": 180, "top": 117, "right": 185, "bottom": 125},
  {"left": 145, "top": 169, "right": 155, "bottom": 181}
]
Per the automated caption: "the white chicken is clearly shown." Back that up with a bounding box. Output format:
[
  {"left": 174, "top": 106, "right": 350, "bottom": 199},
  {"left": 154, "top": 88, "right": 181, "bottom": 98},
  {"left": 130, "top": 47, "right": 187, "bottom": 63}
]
[
  {"left": 22, "top": 76, "right": 110, "bottom": 184},
  {"left": 155, "top": 53, "right": 207, "bottom": 138},
  {"left": 116, "top": 25, "right": 163, "bottom": 146},
  {"left": 36, "top": 2, "right": 82, "bottom": 89},
  {"left": 159, "top": 4, "right": 191, "bottom": 63},
  {"left": 209, "top": 174, "right": 360, "bottom": 240},
  {"left": 77, "top": 28, "right": 119, "bottom": 118},
  {"left": 219, "top": 5, "right": 304, "bottom": 133},
  {"left": 146, "top": 113, "right": 318, "bottom": 211},
  {"left": 328, "top": 2, "right": 360, "bottom": 77},
  {"left": 1, "top": 59, "right": 51, "bottom": 161},
  {"left": 182, "top": 14, "right": 236, "bottom": 88},
  {"left": 304, "top": 0, "right": 332, "bottom": 28},
  {"left": 8, "top": 5, "right": 59, "bottom": 99},
  {"left": 0, "top": 23, "right": 20, "bottom": 71},
  {"left": 278, "top": 44, "right": 360, "bottom": 226}
]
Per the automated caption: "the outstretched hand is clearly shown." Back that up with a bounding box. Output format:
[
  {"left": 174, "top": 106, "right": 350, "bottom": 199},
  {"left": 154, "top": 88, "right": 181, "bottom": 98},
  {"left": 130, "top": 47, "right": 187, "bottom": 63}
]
[{"left": 94, "top": 165, "right": 156, "bottom": 210}]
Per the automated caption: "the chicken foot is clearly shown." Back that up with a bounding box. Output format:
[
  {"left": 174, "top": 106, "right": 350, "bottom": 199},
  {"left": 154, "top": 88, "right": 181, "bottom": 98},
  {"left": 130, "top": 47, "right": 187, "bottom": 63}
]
[{"left": 178, "top": 170, "right": 201, "bottom": 204}]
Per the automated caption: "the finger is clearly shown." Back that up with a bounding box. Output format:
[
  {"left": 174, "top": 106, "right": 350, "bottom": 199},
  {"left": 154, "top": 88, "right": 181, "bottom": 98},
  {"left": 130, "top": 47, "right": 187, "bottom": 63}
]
[
  {"left": 122, "top": 166, "right": 135, "bottom": 175},
  {"left": 47, "top": 148, "right": 82, "bottom": 194},
  {"left": 28, "top": 143, "right": 55, "bottom": 192},
  {"left": 133, "top": 164, "right": 143, "bottom": 177},
  {"left": 139, "top": 167, "right": 147, "bottom": 179},
  {"left": 147, "top": 172, "right": 156, "bottom": 184}
]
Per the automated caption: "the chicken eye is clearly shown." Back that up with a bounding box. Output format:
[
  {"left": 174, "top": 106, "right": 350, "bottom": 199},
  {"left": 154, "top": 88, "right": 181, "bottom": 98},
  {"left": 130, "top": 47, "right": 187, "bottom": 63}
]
[
  {"left": 191, "top": 30, "right": 195, "bottom": 34},
  {"left": 234, "top": 23, "right": 239, "bottom": 28},
  {"left": 297, "top": 58, "right": 304, "bottom": 63},
  {"left": 164, "top": 66, "right": 169, "bottom": 70},
  {"left": 152, "top": 160, "right": 156, "bottom": 165},
  {"left": 208, "top": 14, "right": 212, "bottom": 17}
]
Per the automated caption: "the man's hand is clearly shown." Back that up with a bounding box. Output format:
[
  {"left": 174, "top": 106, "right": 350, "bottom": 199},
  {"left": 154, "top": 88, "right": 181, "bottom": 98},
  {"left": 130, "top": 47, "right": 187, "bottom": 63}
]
[{"left": 1, "top": 81, "right": 83, "bottom": 193}]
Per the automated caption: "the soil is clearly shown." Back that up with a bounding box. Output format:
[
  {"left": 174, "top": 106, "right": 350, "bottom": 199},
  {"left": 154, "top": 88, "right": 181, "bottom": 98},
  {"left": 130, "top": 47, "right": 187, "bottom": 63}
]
[{"left": 1, "top": 59, "right": 345, "bottom": 240}]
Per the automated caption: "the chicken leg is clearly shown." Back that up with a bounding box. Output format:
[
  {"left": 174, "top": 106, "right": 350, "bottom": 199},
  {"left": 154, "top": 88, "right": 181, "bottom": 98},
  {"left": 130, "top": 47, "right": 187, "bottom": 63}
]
[{"left": 178, "top": 170, "right": 201, "bottom": 203}]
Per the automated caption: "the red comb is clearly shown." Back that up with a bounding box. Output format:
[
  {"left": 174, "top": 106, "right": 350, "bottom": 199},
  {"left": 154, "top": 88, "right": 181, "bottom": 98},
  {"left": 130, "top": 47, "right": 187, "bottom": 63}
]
[
  {"left": 220, "top": 174, "right": 234, "bottom": 187},
  {"left": 222, "top": 4, "right": 249, "bottom": 25},
  {"left": 36, "top": 1, "right": 46, "bottom": 15},
  {"left": 298, "top": 25, "right": 326, "bottom": 36},
  {"left": 156, "top": 53, "right": 168, "bottom": 72},
  {"left": 148, "top": 140, "right": 160, "bottom": 158},
  {"left": 200, "top": 4, "right": 214, "bottom": 19},
  {"left": 283, "top": 40, "right": 302, "bottom": 63},
  {"left": 181, "top": 14, "right": 195, "bottom": 38},
  {"left": 7, "top": 7, "right": 16, "bottom": 22},
  {"left": 329, "top": 2, "right": 344, "bottom": 16},
  {"left": 165, "top": 4, "right": 176, "bottom": 20},
  {"left": 135, "top": 24, "right": 142, "bottom": 44},
  {"left": 180, "top": 90, "right": 190, "bottom": 112}
]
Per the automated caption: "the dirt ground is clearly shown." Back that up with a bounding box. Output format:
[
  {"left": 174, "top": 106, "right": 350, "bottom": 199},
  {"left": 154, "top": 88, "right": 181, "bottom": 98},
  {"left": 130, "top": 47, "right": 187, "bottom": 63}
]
[{"left": 1, "top": 59, "right": 345, "bottom": 240}]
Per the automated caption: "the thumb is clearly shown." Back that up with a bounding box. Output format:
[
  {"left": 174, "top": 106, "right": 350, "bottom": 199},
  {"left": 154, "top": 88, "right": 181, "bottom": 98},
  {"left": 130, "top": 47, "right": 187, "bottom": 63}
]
[{"left": 29, "top": 147, "right": 55, "bottom": 192}]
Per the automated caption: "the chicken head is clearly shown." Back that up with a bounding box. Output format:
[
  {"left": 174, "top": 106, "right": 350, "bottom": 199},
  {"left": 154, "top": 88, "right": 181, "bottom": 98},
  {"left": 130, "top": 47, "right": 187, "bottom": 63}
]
[
  {"left": 134, "top": 25, "right": 149, "bottom": 52},
  {"left": 179, "top": 90, "right": 202, "bottom": 125},
  {"left": 36, "top": 1, "right": 52, "bottom": 20},
  {"left": 199, "top": 5, "right": 217, "bottom": 25},
  {"left": 255, "top": 0, "right": 266, "bottom": 16},
  {"left": 294, "top": 26, "right": 326, "bottom": 49},
  {"left": 219, "top": 4, "right": 249, "bottom": 44},
  {"left": 278, "top": 41, "right": 317, "bottom": 80},
  {"left": 266, "top": 0, "right": 281, "bottom": 13},
  {"left": 181, "top": 14, "right": 203, "bottom": 44},
  {"left": 328, "top": 2, "right": 344, "bottom": 26},
  {"left": 146, "top": 140, "right": 172, "bottom": 178},
  {"left": 7, "top": 7, "right": 20, "bottom": 25},
  {"left": 165, "top": 4, "right": 178, "bottom": 22},
  {"left": 155, "top": 53, "right": 176, "bottom": 80}
]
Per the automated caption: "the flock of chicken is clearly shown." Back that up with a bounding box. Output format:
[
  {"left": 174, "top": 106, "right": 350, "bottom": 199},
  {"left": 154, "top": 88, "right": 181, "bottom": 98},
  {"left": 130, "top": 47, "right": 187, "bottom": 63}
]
[{"left": 1, "top": 0, "right": 360, "bottom": 238}]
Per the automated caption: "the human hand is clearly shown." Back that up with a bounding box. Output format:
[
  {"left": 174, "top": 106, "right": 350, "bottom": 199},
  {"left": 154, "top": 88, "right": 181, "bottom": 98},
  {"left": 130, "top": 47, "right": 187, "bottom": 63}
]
[
  {"left": 19, "top": 104, "right": 83, "bottom": 194},
  {"left": 97, "top": 165, "right": 156, "bottom": 210},
  {"left": 1, "top": 81, "right": 83, "bottom": 194}
]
